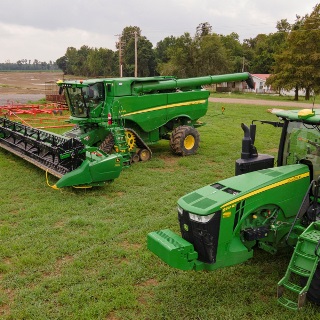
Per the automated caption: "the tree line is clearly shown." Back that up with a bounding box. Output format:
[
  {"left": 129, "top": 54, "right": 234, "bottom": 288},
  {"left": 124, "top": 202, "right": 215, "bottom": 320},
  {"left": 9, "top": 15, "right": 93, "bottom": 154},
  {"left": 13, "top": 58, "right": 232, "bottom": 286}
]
[
  {"left": 267, "top": 4, "right": 320, "bottom": 100},
  {"left": 56, "top": 24, "right": 279, "bottom": 78},
  {"left": 0, "top": 60, "right": 59, "bottom": 71},
  {"left": 55, "top": 4, "right": 320, "bottom": 100}
]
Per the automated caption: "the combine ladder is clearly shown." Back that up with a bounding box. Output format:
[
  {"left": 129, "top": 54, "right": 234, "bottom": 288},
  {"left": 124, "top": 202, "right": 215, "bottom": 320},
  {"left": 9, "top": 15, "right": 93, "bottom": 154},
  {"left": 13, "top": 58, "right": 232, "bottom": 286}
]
[
  {"left": 111, "top": 126, "right": 131, "bottom": 166},
  {"left": 277, "top": 221, "right": 320, "bottom": 310},
  {"left": 109, "top": 104, "right": 131, "bottom": 166}
]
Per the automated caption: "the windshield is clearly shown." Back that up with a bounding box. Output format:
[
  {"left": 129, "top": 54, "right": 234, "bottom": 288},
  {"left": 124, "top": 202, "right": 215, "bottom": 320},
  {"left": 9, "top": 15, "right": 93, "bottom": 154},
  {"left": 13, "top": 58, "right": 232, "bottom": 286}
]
[
  {"left": 66, "top": 82, "right": 105, "bottom": 118},
  {"left": 284, "top": 121, "right": 320, "bottom": 180}
]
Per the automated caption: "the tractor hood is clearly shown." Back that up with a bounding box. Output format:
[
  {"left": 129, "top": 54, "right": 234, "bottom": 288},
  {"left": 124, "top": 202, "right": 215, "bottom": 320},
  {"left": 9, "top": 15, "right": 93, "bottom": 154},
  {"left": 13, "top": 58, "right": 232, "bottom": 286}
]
[
  {"left": 148, "top": 164, "right": 310, "bottom": 272},
  {"left": 178, "top": 164, "right": 310, "bottom": 216}
]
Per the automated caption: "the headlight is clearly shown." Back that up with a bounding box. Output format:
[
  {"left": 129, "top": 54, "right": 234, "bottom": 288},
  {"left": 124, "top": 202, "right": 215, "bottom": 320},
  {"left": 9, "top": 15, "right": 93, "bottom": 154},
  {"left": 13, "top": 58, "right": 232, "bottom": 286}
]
[
  {"left": 189, "top": 213, "right": 215, "bottom": 223},
  {"left": 177, "top": 206, "right": 183, "bottom": 215}
]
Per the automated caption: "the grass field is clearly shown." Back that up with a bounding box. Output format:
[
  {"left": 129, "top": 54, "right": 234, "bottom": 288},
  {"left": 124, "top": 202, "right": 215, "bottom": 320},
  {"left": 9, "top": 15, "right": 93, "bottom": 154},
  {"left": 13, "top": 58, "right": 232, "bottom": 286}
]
[
  {"left": 0, "top": 102, "right": 319, "bottom": 319},
  {"left": 210, "top": 91, "right": 320, "bottom": 104}
]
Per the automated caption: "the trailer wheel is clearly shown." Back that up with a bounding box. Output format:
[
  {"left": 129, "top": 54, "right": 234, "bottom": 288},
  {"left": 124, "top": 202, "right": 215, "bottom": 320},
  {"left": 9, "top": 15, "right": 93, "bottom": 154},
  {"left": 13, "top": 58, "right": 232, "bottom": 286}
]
[
  {"left": 99, "top": 133, "right": 115, "bottom": 153},
  {"left": 170, "top": 125, "right": 200, "bottom": 156}
]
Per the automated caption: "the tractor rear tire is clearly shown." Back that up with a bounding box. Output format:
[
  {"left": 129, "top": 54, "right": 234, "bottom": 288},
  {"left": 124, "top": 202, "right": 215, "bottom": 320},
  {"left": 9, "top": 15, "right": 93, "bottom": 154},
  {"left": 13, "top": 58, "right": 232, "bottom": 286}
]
[
  {"left": 307, "top": 264, "right": 320, "bottom": 305},
  {"left": 170, "top": 125, "right": 200, "bottom": 156},
  {"left": 99, "top": 133, "right": 115, "bottom": 154}
]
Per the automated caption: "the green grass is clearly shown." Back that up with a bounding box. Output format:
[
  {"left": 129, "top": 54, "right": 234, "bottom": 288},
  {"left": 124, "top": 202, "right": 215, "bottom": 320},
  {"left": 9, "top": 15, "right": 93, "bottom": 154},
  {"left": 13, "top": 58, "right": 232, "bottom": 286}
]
[
  {"left": 1, "top": 102, "right": 320, "bottom": 319},
  {"left": 210, "top": 91, "right": 320, "bottom": 104}
]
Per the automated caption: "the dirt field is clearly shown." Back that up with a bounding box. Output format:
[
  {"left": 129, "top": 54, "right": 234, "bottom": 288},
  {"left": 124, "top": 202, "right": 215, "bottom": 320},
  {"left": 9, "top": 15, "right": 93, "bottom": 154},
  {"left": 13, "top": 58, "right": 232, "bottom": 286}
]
[
  {"left": 0, "top": 71, "right": 315, "bottom": 108},
  {"left": 0, "top": 71, "right": 64, "bottom": 104}
]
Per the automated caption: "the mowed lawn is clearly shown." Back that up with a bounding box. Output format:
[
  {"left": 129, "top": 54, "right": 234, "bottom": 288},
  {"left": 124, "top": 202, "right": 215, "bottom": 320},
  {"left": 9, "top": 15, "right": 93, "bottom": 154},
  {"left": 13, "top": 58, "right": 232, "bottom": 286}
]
[{"left": 0, "top": 102, "right": 319, "bottom": 319}]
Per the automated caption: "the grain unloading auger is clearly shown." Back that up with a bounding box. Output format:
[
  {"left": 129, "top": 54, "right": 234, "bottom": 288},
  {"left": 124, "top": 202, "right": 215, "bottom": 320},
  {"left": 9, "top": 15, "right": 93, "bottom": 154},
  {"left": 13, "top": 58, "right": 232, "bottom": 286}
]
[
  {"left": 0, "top": 72, "right": 253, "bottom": 188},
  {"left": 148, "top": 108, "right": 320, "bottom": 310}
]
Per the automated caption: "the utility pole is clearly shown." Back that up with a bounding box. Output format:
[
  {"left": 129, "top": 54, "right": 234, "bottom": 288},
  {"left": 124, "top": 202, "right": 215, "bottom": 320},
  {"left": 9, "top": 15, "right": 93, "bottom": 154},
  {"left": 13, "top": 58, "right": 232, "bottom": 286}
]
[
  {"left": 115, "top": 34, "right": 124, "bottom": 77},
  {"left": 134, "top": 31, "right": 138, "bottom": 77}
]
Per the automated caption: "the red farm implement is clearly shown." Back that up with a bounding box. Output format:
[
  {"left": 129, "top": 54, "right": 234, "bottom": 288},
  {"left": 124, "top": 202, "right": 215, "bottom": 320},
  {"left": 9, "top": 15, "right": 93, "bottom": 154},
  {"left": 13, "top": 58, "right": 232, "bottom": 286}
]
[{"left": 0, "top": 102, "right": 72, "bottom": 129}]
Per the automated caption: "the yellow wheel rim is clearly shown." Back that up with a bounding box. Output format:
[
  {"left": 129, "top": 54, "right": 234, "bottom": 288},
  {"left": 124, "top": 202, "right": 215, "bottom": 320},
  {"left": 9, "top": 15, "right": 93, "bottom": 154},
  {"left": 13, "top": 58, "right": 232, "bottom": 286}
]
[
  {"left": 125, "top": 131, "right": 136, "bottom": 151},
  {"left": 184, "top": 135, "right": 195, "bottom": 150}
]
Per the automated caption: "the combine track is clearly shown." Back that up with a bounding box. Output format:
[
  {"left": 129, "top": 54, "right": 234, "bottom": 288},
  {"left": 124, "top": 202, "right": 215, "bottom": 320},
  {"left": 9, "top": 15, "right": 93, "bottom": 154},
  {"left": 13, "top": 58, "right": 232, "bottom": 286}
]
[{"left": 0, "top": 117, "right": 85, "bottom": 178}]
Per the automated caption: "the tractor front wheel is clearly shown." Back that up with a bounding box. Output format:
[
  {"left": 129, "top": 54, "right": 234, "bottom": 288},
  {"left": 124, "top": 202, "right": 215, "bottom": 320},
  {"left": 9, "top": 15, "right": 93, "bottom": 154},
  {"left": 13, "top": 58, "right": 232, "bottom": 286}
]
[{"left": 170, "top": 125, "right": 200, "bottom": 156}]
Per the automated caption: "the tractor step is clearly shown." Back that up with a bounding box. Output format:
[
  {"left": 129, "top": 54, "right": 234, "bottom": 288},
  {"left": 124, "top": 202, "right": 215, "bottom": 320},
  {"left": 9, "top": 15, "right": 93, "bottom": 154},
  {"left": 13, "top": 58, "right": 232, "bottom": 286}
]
[
  {"left": 295, "top": 250, "right": 317, "bottom": 260},
  {"left": 277, "top": 221, "right": 320, "bottom": 310},
  {"left": 277, "top": 295, "right": 299, "bottom": 311},
  {"left": 280, "top": 280, "right": 303, "bottom": 293},
  {"left": 289, "top": 264, "right": 312, "bottom": 277}
]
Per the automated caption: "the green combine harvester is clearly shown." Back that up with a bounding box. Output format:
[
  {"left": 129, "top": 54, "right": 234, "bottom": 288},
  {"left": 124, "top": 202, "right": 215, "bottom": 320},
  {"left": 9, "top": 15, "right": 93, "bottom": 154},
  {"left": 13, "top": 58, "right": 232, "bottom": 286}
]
[
  {"left": 148, "top": 108, "right": 320, "bottom": 310},
  {"left": 0, "top": 72, "right": 253, "bottom": 188}
]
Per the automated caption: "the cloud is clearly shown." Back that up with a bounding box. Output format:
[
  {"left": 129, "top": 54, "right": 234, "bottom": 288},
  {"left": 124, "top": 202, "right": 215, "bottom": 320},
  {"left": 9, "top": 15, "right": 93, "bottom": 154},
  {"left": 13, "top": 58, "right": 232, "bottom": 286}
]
[
  {"left": 0, "top": 23, "right": 116, "bottom": 62},
  {"left": 0, "top": 0, "right": 318, "bottom": 62}
]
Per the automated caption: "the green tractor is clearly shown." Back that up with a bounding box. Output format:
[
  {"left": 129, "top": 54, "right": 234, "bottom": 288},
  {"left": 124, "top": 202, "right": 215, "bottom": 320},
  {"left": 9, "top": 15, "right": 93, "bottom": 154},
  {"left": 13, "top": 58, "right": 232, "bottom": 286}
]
[
  {"left": 148, "top": 108, "right": 320, "bottom": 310},
  {"left": 0, "top": 73, "right": 253, "bottom": 188}
]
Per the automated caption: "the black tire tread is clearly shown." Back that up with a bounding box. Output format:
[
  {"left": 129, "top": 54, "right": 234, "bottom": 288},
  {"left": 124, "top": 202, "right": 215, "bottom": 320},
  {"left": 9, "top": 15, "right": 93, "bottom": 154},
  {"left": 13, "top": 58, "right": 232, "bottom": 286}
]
[
  {"left": 170, "top": 125, "right": 200, "bottom": 156},
  {"left": 307, "top": 264, "right": 320, "bottom": 305},
  {"left": 99, "top": 133, "right": 115, "bottom": 153}
]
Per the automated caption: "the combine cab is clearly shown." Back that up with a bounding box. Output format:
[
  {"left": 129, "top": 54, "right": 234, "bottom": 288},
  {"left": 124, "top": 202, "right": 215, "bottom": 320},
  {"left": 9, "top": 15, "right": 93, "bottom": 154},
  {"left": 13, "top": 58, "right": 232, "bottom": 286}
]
[{"left": 0, "top": 72, "right": 254, "bottom": 188}]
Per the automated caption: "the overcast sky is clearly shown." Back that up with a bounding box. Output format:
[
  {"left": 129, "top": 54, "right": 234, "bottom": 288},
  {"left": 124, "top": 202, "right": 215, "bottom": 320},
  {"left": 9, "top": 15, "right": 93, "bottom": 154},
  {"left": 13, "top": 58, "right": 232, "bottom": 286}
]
[{"left": 0, "top": 0, "right": 318, "bottom": 63}]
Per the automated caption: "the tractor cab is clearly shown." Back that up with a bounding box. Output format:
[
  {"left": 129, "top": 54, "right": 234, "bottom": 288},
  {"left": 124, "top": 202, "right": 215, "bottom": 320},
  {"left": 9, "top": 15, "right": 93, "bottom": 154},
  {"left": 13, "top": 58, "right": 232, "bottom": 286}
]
[
  {"left": 277, "top": 109, "right": 320, "bottom": 182},
  {"left": 236, "top": 108, "right": 320, "bottom": 183}
]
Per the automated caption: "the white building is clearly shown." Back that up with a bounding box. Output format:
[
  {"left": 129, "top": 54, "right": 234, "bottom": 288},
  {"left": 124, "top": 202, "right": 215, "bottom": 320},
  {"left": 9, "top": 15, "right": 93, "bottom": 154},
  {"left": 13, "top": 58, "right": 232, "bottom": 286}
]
[{"left": 250, "top": 74, "right": 272, "bottom": 93}]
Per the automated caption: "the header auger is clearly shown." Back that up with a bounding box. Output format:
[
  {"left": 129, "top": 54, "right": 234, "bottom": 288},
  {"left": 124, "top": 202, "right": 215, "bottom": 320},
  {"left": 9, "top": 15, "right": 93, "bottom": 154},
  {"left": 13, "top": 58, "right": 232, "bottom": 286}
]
[{"left": 0, "top": 72, "right": 253, "bottom": 188}]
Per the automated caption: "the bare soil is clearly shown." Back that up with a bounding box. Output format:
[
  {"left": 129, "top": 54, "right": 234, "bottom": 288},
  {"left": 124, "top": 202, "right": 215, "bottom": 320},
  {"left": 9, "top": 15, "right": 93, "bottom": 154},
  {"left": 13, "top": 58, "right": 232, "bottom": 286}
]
[
  {"left": 0, "top": 71, "right": 64, "bottom": 105},
  {"left": 0, "top": 72, "right": 316, "bottom": 108}
]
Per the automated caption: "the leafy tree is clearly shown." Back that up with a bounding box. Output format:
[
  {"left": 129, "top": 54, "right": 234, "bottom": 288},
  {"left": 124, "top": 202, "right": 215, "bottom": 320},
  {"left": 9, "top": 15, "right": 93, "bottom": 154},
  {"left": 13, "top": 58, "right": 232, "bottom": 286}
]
[
  {"left": 196, "top": 22, "right": 212, "bottom": 37},
  {"left": 268, "top": 5, "right": 320, "bottom": 100},
  {"left": 158, "top": 23, "right": 232, "bottom": 77},
  {"left": 118, "top": 26, "right": 156, "bottom": 77},
  {"left": 87, "top": 48, "right": 116, "bottom": 77},
  {"left": 220, "top": 32, "right": 245, "bottom": 72},
  {"left": 154, "top": 36, "right": 177, "bottom": 66},
  {"left": 63, "top": 47, "right": 78, "bottom": 75},
  {"left": 276, "top": 19, "right": 292, "bottom": 33},
  {"left": 119, "top": 26, "right": 140, "bottom": 76},
  {"left": 241, "top": 18, "right": 290, "bottom": 74},
  {"left": 56, "top": 56, "right": 68, "bottom": 74},
  {"left": 157, "top": 32, "right": 194, "bottom": 77},
  {"left": 137, "top": 37, "right": 156, "bottom": 76},
  {"left": 76, "top": 45, "right": 91, "bottom": 76},
  {"left": 195, "top": 33, "right": 231, "bottom": 75},
  {"left": 252, "top": 34, "right": 277, "bottom": 73}
]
